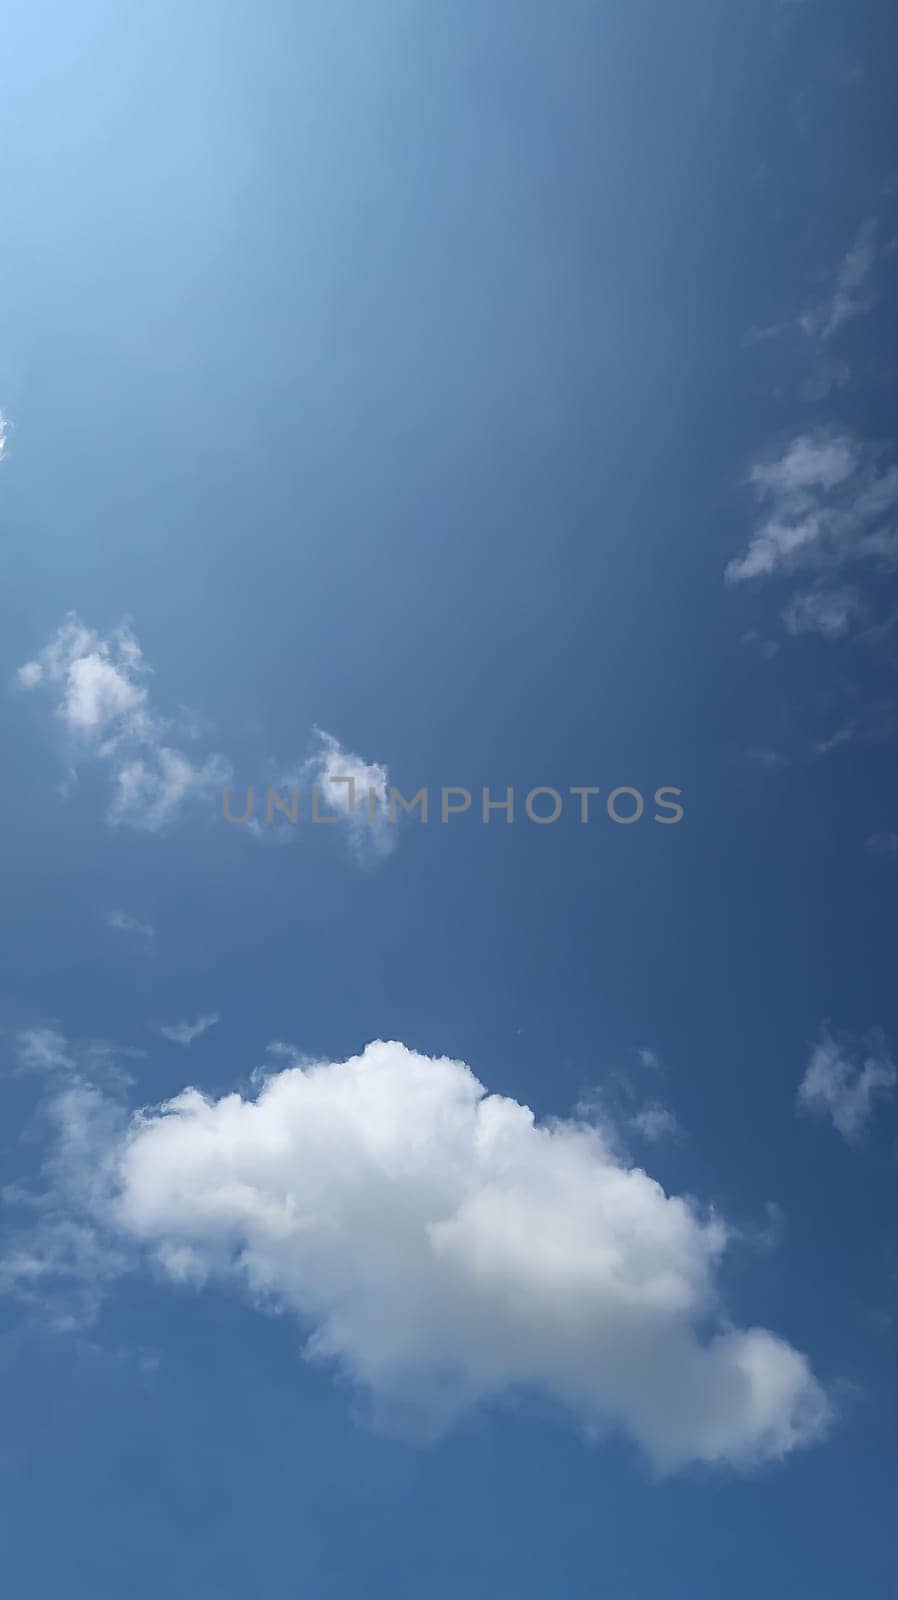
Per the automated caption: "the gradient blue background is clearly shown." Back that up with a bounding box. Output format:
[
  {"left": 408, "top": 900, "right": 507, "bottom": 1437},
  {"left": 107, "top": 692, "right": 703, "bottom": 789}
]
[{"left": 1, "top": 2, "right": 896, "bottom": 1595}]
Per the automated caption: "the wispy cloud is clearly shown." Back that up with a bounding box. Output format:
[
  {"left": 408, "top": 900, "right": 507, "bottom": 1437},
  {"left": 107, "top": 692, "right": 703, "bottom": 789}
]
[
  {"left": 741, "top": 746, "right": 791, "bottom": 770},
  {"left": 158, "top": 1013, "right": 220, "bottom": 1048},
  {"left": 628, "top": 1103, "right": 681, "bottom": 1143},
  {"left": 1, "top": 1036, "right": 130, "bottom": 1329},
  {"left": 580, "top": 1046, "right": 680, "bottom": 1149},
  {"left": 14, "top": 615, "right": 230, "bottom": 832},
  {"left": 745, "top": 220, "right": 882, "bottom": 352},
  {"left": 800, "top": 220, "right": 879, "bottom": 341},
  {"left": 726, "top": 431, "right": 858, "bottom": 584},
  {"left": 812, "top": 725, "right": 856, "bottom": 756},
  {"left": 15, "top": 620, "right": 397, "bottom": 859},
  {"left": 797, "top": 1027, "right": 896, "bottom": 1144},
  {"left": 13, "top": 1027, "right": 142, "bottom": 1085},
  {"left": 725, "top": 432, "right": 898, "bottom": 646},
  {"left": 107, "top": 909, "right": 155, "bottom": 942},
  {"left": 15, "top": 1026, "right": 75, "bottom": 1074},
  {"left": 783, "top": 584, "right": 866, "bottom": 639},
  {"left": 268, "top": 727, "right": 396, "bottom": 861},
  {"left": 1, "top": 1029, "right": 139, "bottom": 1328},
  {"left": 809, "top": 701, "right": 897, "bottom": 758},
  {"left": 865, "top": 832, "right": 898, "bottom": 859},
  {"left": 750, "top": 1201, "right": 786, "bottom": 1256},
  {"left": 0, "top": 409, "right": 9, "bottom": 460},
  {"left": 0, "top": 1214, "right": 127, "bottom": 1333}
]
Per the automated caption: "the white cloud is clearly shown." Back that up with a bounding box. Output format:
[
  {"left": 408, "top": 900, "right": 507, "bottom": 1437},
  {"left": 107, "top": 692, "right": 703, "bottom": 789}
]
[
  {"left": 725, "top": 433, "right": 898, "bottom": 642},
  {"left": 797, "top": 1028, "right": 896, "bottom": 1144},
  {"left": 808, "top": 702, "right": 897, "bottom": 761},
  {"left": 2, "top": 1037, "right": 831, "bottom": 1471},
  {"left": 14, "top": 615, "right": 230, "bottom": 831},
  {"left": 15, "top": 621, "right": 392, "bottom": 852},
  {"left": 13, "top": 1028, "right": 141, "bottom": 1088},
  {"left": 800, "top": 221, "right": 879, "bottom": 341},
  {"left": 0, "top": 409, "right": 9, "bottom": 460},
  {"left": 158, "top": 1013, "right": 220, "bottom": 1048},
  {"left": 307, "top": 728, "right": 394, "bottom": 858},
  {"left": 745, "top": 219, "right": 877, "bottom": 353},
  {"left": 110, "top": 747, "right": 229, "bottom": 832},
  {"left": 629, "top": 1103, "right": 680, "bottom": 1143},
  {"left": 752, "top": 1201, "right": 786, "bottom": 1256},
  {"left": 15, "top": 616, "right": 148, "bottom": 730},
  {"left": 812, "top": 725, "right": 856, "bottom": 756},
  {"left": 726, "top": 432, "right": 857, "bottom": 585},
  {"left": 269, "top": 727, "right": 395, "bottom": 861},
  {"left": 107, "top": 910, "right": 155, "bottom": 941},
  {"left": 15, "top": 1027, "right": 75, "bottom": 1073},
  {"left": 0, "top": 1076, "right": 129, "bottom": 1331},
  {"left": 742, "top": 746, "right": 790, "bottom": 770},
  {"left": 783, "top": 585, "right": 865, "bottom": 639},
  {"left": 0, "top": 1215, "right": 125, "bottom": 1333},
  {"left": 265, "top": 1039, "right": 302, "bottom": 1061},
  {"left": 750, "top": 433, "right": 858, "bottom": 500}
]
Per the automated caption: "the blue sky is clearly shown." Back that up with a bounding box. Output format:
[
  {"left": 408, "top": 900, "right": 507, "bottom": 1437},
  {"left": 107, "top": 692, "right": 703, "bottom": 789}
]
[{"left": 1, "top": 1, "right": 897, "bottom": 1595}]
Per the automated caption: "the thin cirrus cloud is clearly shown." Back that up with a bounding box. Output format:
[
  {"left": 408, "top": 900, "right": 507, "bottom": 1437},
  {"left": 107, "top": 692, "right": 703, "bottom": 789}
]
[
  {"left": 12, "top": 1026, "right": 143, "bottom": 1100},
  {"left": 14, "top": 1025, "right": 75, "bottom": 1074},
  {"left": 158, "top": 1013, "right": 220, "bottom": 1048},
  {"left": 1, "top": 1032, "right": 831, "bottom": 1472},
  {"left": 14, "top": 615, "right": 231, "bottom": 833},
  {"left": 799, "top": 220, "right": 880, "bottom": 342},
  {"left": 734, "top": 218, "right": 898, "bottom": 655},
  {"left": 746, "top": 220, "right": 881, "bottom": 349},
  {"left": 797, "top": 1027, "right": 896, "bottom": 1145},
  {"left": 1, "top": 1035, "right": 128, "bottom": 1330},
  {"left": 865, "top": 833, "right": 898, "bottom": 859},
  {"left": 782, "top": 584, "right": 867, "bottom": 640}
]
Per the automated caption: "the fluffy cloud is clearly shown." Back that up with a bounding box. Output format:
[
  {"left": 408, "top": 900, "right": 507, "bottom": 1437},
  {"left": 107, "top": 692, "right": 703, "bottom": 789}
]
[
  {"left": 2, "top": 1037, "right": 830, "bottom": 1471},
  {"left": 797, "top": 1028, "right": 896, "bottom": 1144},
  {"left": 14, "top": 615, "right": 230, "bottom": 831},
  {"left": 15, "top": 616, "right": 148, "bottom": 729},
  {"left": 158, "top": 1013, "right": 220, "bottom": 1047}
]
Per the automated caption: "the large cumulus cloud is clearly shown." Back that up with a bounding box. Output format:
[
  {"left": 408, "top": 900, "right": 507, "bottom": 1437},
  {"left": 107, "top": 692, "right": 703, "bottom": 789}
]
[{"left": 32, "top": 1039, "right": 830, "bottom": 1471}]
